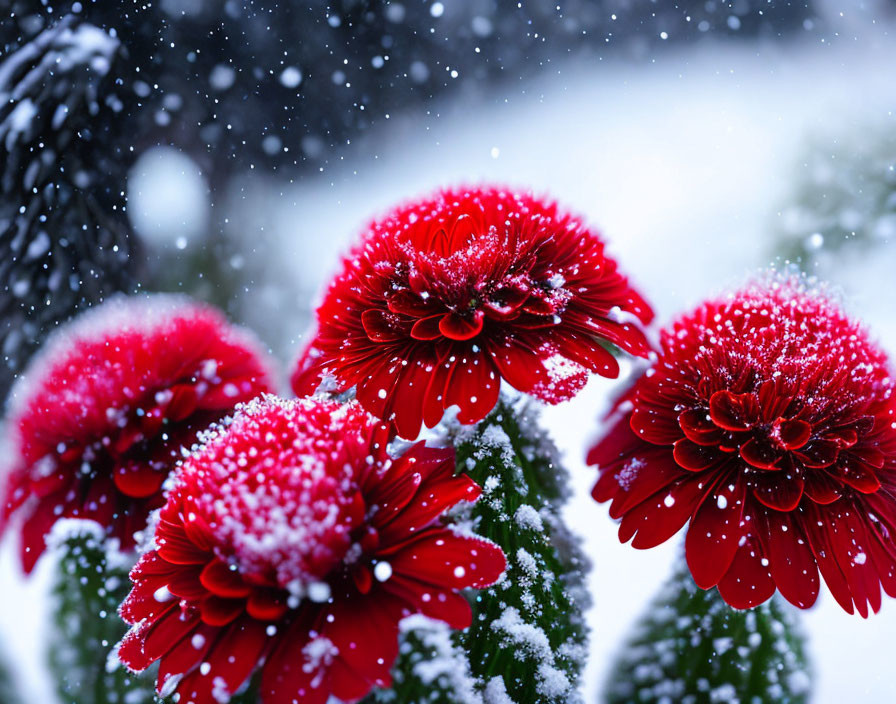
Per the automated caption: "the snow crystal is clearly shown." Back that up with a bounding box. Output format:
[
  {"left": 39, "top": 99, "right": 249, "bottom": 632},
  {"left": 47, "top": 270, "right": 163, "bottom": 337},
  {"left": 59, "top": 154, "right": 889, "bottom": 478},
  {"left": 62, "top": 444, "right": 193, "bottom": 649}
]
[
  {"left": 374, "top": 561, "right": 393, "bottom": 582},
  {"left": 616, "top": 457, "right": 645, "bottom": 490},
  {"left": 401, "top": 615, "right": 483, "bottom": 703},
  {"left": 279, "top": 66, "right": 303, "bottom": 89},
  {"left": 514, "top": 504, "right": 544, "bottom": 532},
  {"left": 536, "top": 663, "right": 572, "bottom": 699}
]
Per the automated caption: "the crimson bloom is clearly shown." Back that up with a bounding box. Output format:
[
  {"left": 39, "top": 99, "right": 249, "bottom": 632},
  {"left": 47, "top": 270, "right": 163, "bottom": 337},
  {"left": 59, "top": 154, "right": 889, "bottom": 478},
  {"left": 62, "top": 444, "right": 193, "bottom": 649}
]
[
  {"left": 117, "top": 396, "right": 505, "bottom": 704},
  {"left": 589, "top": 280, "right": 896, "bottom": 616},
  {"left": 292, "top": 186, "right": 653, "bottom": 438},
  {"left": 1, "top": 295, "right": 274, "bottom": 572}
]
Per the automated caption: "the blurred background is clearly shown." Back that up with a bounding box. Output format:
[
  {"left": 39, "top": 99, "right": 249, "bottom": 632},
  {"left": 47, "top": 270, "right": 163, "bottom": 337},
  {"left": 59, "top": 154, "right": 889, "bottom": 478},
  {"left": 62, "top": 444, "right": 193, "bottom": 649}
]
[{"left": 1, "top": 0, "right": 896, "bottom": 701}]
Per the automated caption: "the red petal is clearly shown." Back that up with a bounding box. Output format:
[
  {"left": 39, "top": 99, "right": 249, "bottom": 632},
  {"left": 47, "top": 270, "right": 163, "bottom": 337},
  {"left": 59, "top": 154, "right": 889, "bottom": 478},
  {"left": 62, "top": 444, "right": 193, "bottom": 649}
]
[
  {"left": 630, "top": 386, "right": 687, "bottom": 445},
  {"left": 173, "top": 619, "right": 268, "bottom": 703},
  {"left": 685, "top": 471, "right": 745, "bottom": 589},
  {"left": 322, "top": 593, "right": 402, "bottom": 696},
  {"left": 438, "top": 311, "right": 484, "bottom": 341},
  {"left": 487, "top": 337, "right": 545, "bottom": 396},
  {"left": 836, "top": 456, "right": 882, "bottom": 494},
  {"left": 444, "top": 347, "right": 501, "bottom": 425},
  {"left": 752, "top": 473, "right": 804, "bottom": 512},
  {"left": 794, "top": 439, "right": 840, "bottom": 468},
  {"left": 200, "top": 559, "right": 251, "bottom": 599},
  {"left": 387, "top": 290, "right": 438, "bottom": 318},
  {"left": 673, "top": 438, "right": 723, "bottom": 471},
  {"left": 587, "top": 414, "right": 641, "bottom": 469},
  {"left": 114, "top": 461, "right": 165, "bottom": 499},
  {"left": 802, "top": 472, "right": 842, "bottom": 505},
  {"left": 157, "top": 623, "right": 217, "bottom": 691},
  {"left": 167, "top": 567, "right": 207, "bottom": 601},
  {"left": 422, "top": 345, "right": 454, "bottom": 429},
  {"left": 246, "top": 588, "right": 289, "bottom": 621},
  {"left": 165, "top": 383, "right": 200, "bottom": 422},
  {"left": 776, "top": 419, "right": 812, "bottom": 450},
  {"left": 739, "top": 438, "right": 783, "bottom": 470},
  {"left": 716, "top": 537, "right": 776, "bottom": 609},
  {"left": 802, "top": 505, "right": 855, "bottom": 614},
  {"left": 143, "top": 606, "right": 200, "bottom": 665},
  {"left": 156, "top": 523, "right": 210, "bottom": 565},
  {"left": 327, "top": 656, "right": 380, "bottom": 702},
  {"left": 618, "top": 475, "right": 709, "bottom": 549},
  {"left": 410, "top": 315, "right": 443, "bottom": 341},
  {"left": 759, "top": 509, "right": 819, "bottom": 609},
  {"left": 381, "top": 572, "right": 472, "bottom": 629},
  {"left": 605, "top": 448, "right": 685, "bottom": 520},
  {"left": 260, "top": 614, "right": 329, "bottom": 704},
  {"left": 376, "top": 455, "right": 479, "bottom": 544},
  {"left": 556, "top": 334, "right": 619, "bottom": 380},
  {"left": 19, "top": 495, "right": 61, "bottom": 573},
  {"left": 709, "top": 390, "right": 760, "bottom": 431},
  {"left": 199, "top": 595, "right": 244, "bottom": 626},
  {"left": 361, "top": 309, "right": 405, "bottom": 342},
  {"left": 678, "top": 409, "right": 724, "bottom": 446},
  {"left": 387, "top": 531, "right": 506, "bottom": 589},
  {"left": 383, "top": 357, "right": 430, "bottom": 439}
]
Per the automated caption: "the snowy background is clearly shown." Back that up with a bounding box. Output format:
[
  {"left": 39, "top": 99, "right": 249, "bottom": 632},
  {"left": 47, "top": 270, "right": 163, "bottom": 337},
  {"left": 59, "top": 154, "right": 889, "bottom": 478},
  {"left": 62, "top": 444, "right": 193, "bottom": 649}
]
[{"left": 2, "top": 2, "right": 896, "bottom": 702}]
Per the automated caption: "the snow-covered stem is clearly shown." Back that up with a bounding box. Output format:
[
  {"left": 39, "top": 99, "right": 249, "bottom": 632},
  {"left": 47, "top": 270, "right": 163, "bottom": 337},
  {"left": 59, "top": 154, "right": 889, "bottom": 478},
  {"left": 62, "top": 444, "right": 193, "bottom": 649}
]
[
  {"left": 605, "top": 555, "right": 811, "bottom": 704},
  {"left": 48, "top": 528, "right": 154, "bottom": 704}
]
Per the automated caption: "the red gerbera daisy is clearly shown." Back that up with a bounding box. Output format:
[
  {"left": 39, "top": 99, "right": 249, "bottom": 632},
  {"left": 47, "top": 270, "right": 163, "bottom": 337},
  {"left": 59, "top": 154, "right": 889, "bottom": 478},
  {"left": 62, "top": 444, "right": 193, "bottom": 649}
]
[
  {"left": 588, "top": 279, "right": 896, "bottom": 616},
  {"left": 117, "top": 396, "right": 505, "bottom": 704},
  {"left": 292, "top": 186, "right": 654, "bottom": 438},
  {"left": 1, "top": 295, "right": 274, "bottom": 572}
]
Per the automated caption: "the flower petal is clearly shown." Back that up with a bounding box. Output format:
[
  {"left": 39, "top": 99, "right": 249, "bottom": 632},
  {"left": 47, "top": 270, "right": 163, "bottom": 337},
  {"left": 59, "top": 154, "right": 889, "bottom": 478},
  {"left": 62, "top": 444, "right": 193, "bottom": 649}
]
[
  {"left": 709, "top": 390, "right": 760, "bottom": 431},
  {"left": 685, "top": 471, "right": 745, "bottom": 589},
  {"left": 716, "top": 537, "right": 776, "bottom": 609}
]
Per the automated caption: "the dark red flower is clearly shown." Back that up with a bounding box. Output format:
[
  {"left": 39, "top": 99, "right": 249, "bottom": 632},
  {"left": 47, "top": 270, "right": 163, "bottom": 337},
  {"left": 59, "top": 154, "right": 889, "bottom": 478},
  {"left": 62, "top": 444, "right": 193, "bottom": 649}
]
[
  {"left": 292, "top": 186, "right": 654, "bottom": 438},
  {"left": 589, "top": 280, "right": 896, "bottom": 616},
  {"left": 117, "top": 396, "right": 505, "bottom": 704},
  {"left": 0, "top": 296, "right": 274, "bottom": 572}
]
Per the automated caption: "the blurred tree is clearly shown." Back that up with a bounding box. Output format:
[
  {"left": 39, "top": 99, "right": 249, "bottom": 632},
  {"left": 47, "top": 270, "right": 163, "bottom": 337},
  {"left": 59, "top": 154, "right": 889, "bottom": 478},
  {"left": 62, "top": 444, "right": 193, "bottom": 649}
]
[
  {"left": 604, "top": 558, "right": 811, "bottom": 704},
  {"left": 0, "top": 13, "right": 137, "bottom": 402},
  {"left": 773, "top": 124, "right": 896, "bottom": 273}
]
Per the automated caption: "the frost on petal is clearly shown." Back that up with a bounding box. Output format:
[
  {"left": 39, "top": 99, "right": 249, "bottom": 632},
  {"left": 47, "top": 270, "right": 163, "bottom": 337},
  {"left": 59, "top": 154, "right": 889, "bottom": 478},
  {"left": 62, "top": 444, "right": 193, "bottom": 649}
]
[{"left": 589, "top": 276, "right": 896, "bottom": 614}]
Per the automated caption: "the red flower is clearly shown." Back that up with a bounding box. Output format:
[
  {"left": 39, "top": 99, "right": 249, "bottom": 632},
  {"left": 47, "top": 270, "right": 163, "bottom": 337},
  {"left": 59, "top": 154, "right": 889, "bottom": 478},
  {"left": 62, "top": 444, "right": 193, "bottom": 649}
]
[
  {"left": 1, "top": 296, "right": 274, "bottom": 572},
  {"left": 292, "top": 186, "right": 653, "bottom": 438},
  {"left": 589, "top": 280, "right": 896, "bottom": 616},
  {"left": 117, "top": 396, "right": 505, "bottom": 704}
]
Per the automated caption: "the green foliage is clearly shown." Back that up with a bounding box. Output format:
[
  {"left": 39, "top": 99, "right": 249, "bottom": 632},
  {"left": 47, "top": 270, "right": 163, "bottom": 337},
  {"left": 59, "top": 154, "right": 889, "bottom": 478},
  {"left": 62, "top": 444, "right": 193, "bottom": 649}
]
[
  {"left": 773, "top": 124, "right": 896, "bottom": 269},
  {"left": 367, "top": 398, "right": 590, "bottom": 704},
  {"left": 49, "top": 528, "right": 154, "bottom": 704},
  {"left": 604, "top": 557, "right": 811, "bottom": 704},
  {"left": 454, "top": 400, "right": 589, "bottom": 703}
]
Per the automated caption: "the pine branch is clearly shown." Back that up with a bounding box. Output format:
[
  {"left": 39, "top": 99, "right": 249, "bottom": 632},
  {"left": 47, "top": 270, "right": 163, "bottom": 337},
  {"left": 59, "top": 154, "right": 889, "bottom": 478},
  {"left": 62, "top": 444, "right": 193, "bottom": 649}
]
[
  {"left": 605, "top": 557, "right": 811, "bottom": 704},
  {"left": 49, "top": 526, "right": 154, "bottom": 704},
  {"left": 0, "top": 14, "right": 138, "bottom": 401}
]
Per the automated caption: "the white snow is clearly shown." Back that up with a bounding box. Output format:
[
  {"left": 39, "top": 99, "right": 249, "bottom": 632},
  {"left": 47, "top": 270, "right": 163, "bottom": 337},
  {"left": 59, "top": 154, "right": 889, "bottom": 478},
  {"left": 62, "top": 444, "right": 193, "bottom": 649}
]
[{"left": 127, "top": 146, "right": 210, "bottom": 247}]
